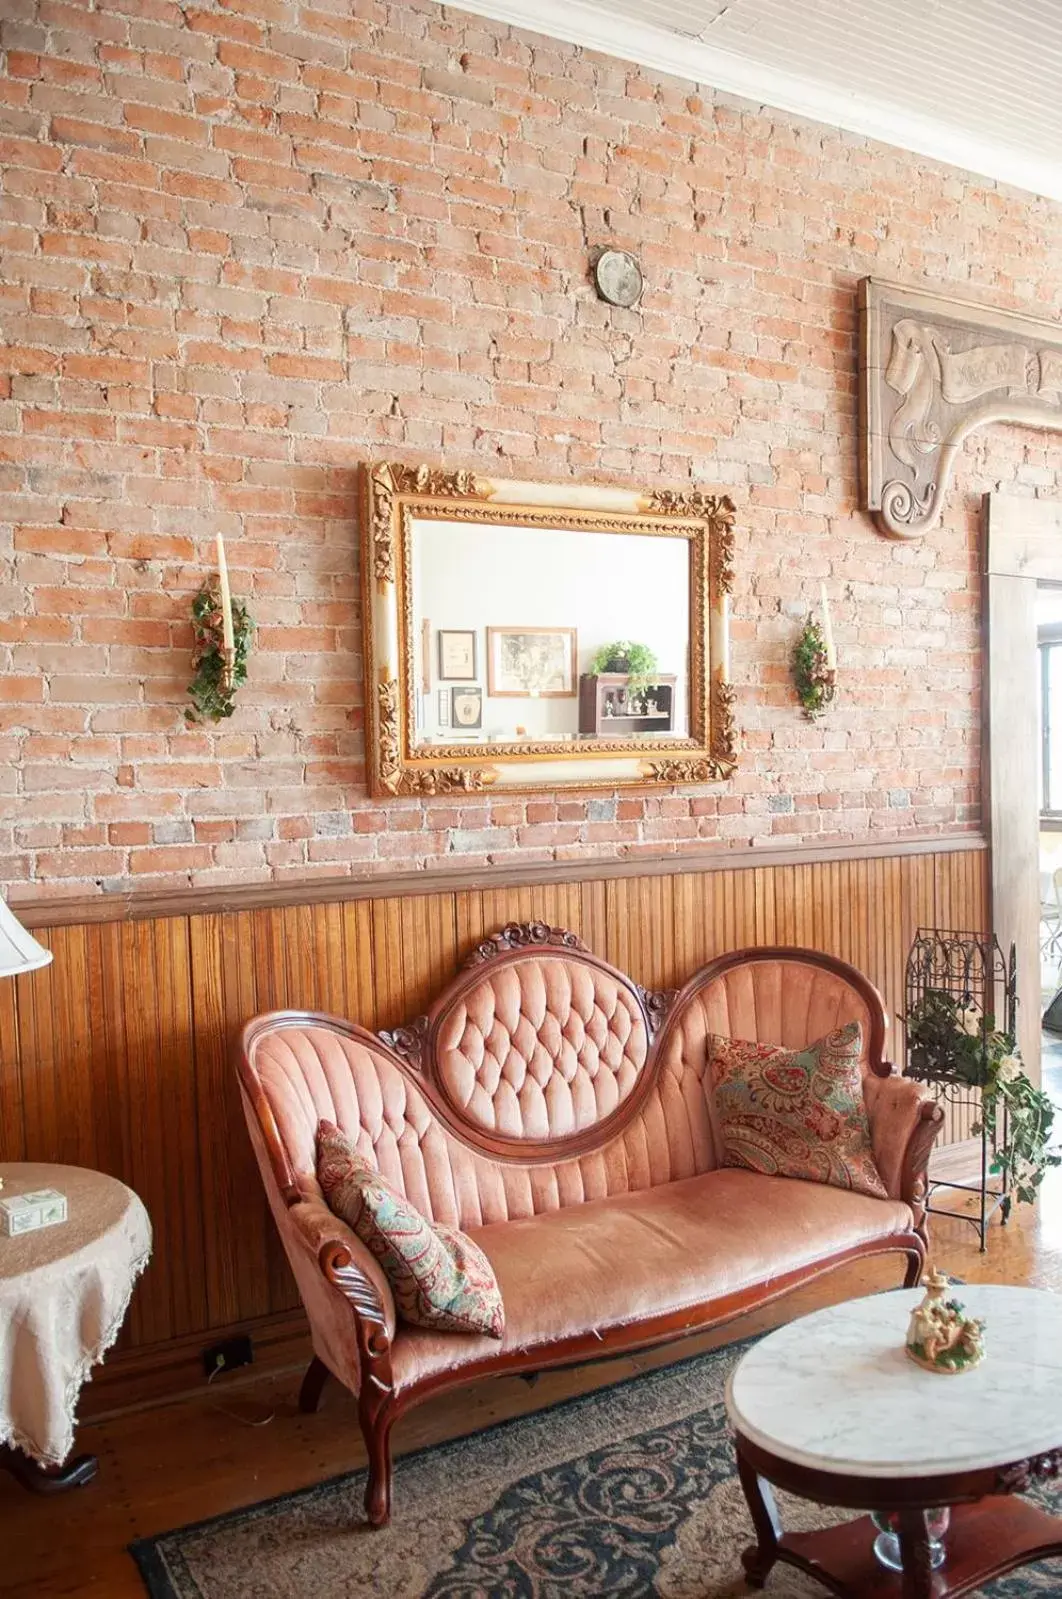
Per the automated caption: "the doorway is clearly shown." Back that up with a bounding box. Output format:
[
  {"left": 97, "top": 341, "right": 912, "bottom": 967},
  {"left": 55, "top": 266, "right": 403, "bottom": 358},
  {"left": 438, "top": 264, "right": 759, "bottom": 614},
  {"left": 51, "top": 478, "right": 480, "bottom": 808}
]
[
  {"left": 985, "top": 493, "right": 1044, "bottom": 1081},
  {"left": 1036, "top": 584, "right": 1062, "bottom": 1110},
  {"left": 932, "top": 495, "right": 1062, "bottom": 1241}
]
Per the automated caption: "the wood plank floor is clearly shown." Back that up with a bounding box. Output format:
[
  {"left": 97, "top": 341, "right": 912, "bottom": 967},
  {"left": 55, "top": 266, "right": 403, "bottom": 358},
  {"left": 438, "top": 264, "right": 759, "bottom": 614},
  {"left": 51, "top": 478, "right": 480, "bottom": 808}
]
[{"left": 4, "top": 1176, "right": 1061, "bottom": 1599}]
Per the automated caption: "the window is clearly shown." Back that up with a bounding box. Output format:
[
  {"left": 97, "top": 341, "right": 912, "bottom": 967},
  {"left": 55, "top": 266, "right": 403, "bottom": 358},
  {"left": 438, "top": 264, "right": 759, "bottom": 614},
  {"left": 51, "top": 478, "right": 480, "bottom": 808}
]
[{"left": 1040, "top": 625, "right": 1062, "bottom": 820}]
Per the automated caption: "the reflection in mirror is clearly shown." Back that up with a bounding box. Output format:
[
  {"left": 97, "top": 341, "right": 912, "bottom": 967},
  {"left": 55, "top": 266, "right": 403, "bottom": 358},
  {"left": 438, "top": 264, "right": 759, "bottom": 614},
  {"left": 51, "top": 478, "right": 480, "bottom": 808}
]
[{"left": 409, "top": 517, "right": 691, "bottom": 747}]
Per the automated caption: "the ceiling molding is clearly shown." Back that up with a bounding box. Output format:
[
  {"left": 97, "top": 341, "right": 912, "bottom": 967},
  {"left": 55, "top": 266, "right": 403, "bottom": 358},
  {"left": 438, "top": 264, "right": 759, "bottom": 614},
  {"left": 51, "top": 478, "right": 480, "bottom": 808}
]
[{"left": 444, "top": 0, "right": 1062, "bottom": 205}]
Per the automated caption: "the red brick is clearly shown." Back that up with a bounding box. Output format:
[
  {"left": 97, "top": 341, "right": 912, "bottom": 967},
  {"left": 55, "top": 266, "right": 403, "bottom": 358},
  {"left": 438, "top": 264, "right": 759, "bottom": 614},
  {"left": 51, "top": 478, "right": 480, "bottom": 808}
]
[
  {"left": 0, "top": 676, "right": 43, "bottom": 703},
  {"left": 128, "top": 845, "right": 213, "bottom": 874},
  {"left": 108, "top": 822, "right": 151, "bottom": 845},
  {"left": 50, "top": 116, "right": 141, "bottom": 155},
  {"left": 0, "top": 6, "right": 1005, "bottom": 895},
  {"left": 122, "top": 105, "right": 209, "bottom": 145},
  {"left": 36, "top": 849, "right": 122, "bottom": 878},
  {"left": 139, "top": 763, "right": 222, "bottom": 789}
]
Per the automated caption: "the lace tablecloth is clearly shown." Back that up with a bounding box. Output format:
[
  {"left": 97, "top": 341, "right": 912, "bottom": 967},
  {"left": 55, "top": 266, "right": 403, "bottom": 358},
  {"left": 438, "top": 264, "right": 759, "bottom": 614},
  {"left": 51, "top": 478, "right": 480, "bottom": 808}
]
[{"left": 0, "top": 1162, "right": 152, "bottom": 1465}]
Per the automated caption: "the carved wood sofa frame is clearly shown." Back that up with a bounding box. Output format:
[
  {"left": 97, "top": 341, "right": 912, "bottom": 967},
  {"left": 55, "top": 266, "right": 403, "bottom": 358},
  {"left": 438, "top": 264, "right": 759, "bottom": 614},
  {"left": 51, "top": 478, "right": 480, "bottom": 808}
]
[{"left": 238, "top": 927, "right": 942, "bottom": 1527}]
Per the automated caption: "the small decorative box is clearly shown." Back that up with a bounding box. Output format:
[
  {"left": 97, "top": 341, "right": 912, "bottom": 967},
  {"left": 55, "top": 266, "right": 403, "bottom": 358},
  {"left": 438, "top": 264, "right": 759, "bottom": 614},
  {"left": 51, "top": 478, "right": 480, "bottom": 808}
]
[{"left": 0, "top": 1188, "right": 68, "bottom": 1238}]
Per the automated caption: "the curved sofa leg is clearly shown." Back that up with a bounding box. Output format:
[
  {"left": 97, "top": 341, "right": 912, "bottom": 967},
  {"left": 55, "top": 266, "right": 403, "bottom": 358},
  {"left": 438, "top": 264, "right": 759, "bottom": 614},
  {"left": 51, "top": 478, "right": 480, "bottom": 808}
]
[
  {"left": 299, "top": 1355, "right": 331, "bottom": 1414},
  {"left": 361, "top": 1395, "right": 396, "bottom": 1528}
]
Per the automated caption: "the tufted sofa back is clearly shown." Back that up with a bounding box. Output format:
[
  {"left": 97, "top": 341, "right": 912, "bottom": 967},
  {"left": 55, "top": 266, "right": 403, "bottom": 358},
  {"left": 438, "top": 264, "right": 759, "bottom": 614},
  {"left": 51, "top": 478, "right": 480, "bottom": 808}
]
[
  {"left": 669, "top": 951, "right": 883, "bottom": 1073},
  {"left": 432, "top": 953, "right": 648, "bottom": 1142},
  {"left": 239, "top": 932, "right": 889, "bottom": 1230}
]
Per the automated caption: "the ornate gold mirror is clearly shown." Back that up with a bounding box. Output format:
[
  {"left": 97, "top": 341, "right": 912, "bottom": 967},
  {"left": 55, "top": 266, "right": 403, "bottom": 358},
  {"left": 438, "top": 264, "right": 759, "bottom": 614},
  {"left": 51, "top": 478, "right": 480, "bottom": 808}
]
[{"left": 361, "top": 464, "right": 736, "bottom": 795}]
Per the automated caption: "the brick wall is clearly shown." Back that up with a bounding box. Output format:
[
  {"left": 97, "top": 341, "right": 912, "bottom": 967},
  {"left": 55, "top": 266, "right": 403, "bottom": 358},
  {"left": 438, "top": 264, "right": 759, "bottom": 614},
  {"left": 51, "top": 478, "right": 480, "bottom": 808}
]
[{"left": 1, "top": 0, "right": 1058, "bottom": 900}]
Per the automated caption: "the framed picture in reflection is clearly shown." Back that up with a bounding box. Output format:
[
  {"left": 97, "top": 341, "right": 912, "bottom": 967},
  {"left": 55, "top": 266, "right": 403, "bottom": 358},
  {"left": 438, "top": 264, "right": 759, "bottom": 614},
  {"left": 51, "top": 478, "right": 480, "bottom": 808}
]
[
  {"left": 487, "top": 627, "right": 577, "bottom": 697},
  {"left": 438, "top": 629, "right": 477, "bottom": 681},
  {"left": 451, "top": 685, "right": 483, "bottom": 730}
]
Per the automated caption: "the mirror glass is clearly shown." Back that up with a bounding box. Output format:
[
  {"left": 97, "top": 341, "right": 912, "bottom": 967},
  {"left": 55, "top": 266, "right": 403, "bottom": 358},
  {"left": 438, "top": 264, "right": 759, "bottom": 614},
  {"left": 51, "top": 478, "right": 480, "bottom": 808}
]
[{"left": 409, "top": 516, "right": 691, "bottom": 747}]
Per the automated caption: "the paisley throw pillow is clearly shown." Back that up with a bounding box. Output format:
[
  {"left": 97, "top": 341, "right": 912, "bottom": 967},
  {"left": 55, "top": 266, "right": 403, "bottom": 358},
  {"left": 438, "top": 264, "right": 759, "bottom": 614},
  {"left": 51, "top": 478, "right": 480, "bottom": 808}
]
[
  {"left": 707, "top": 1021, "right": 888, "bottom": 1199},
  {"left": 316, "top": 1120, "right": 504, "bottom": 1338}
]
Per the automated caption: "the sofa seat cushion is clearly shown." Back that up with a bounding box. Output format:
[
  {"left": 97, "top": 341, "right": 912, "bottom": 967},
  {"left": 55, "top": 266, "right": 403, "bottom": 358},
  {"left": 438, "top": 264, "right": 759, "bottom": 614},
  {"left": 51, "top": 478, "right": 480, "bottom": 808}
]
[{"left": 390, "top": 1168, "right": 912, "bottom": 1391}]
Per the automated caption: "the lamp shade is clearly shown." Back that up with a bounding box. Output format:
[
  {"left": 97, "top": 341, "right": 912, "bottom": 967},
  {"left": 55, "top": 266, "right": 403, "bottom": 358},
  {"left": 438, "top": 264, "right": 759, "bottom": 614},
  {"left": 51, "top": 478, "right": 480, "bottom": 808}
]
[{"left": 0, "top": 897, "right": 52, "bottom": 979}]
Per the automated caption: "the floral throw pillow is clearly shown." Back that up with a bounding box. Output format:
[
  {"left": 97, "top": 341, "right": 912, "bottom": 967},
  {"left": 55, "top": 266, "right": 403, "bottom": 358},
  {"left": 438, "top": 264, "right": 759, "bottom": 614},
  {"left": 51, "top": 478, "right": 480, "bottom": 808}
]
[
  {"left": 707, "top": 1021, "right": 888, "bottom": 1199},
  {"left": 316, "top": 1121, "right": 504, "bottom": 1339}
]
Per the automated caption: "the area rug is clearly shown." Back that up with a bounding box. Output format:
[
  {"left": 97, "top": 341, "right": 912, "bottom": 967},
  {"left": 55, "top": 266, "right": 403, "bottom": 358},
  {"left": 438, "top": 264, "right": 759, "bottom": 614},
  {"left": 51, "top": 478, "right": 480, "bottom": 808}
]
[{"left": 132, "top": 1339, "right": 1062, "bottom": 1598}]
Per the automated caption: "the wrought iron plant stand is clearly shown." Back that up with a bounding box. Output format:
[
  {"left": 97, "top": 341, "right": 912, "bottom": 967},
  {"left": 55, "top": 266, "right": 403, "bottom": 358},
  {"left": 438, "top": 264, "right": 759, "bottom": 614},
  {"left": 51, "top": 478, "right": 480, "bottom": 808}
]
[{"left": 904, "top": 929, "right": 1014, "bottom": 1252}]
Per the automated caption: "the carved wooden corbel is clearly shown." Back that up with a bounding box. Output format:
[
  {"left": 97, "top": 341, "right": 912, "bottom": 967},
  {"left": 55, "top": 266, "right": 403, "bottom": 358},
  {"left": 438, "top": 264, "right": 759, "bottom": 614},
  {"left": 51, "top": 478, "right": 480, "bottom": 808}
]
[{"left": 861, "top": 277, "right": 1062, "bottom": 539}]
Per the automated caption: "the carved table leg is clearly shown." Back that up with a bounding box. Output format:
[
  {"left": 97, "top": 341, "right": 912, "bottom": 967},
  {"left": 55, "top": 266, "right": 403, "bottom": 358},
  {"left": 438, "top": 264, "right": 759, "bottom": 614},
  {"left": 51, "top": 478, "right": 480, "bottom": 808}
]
[
  {"left": 0, "top": 1445, "right": 98, "bottom": 1494},
  {"left": 897, "top": 1508, "right": 935, "bottom": 1599},
  {"left": 737, "top": 1445, "right": 783, "bottom": 1588}
]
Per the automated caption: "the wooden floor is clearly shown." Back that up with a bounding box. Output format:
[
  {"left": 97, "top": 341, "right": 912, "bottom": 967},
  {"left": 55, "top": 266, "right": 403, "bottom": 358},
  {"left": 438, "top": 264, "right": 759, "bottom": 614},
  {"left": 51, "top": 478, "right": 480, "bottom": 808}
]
[{"left": 4, "top": 1173, "right": 1062, "bottom": 1599}]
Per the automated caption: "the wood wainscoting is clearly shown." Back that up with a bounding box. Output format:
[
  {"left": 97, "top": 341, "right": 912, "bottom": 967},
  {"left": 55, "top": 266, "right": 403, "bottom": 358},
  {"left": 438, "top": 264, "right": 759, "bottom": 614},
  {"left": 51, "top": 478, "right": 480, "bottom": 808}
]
[{"left": 0, "top": 835, "right": 987, "bottom": 1414}]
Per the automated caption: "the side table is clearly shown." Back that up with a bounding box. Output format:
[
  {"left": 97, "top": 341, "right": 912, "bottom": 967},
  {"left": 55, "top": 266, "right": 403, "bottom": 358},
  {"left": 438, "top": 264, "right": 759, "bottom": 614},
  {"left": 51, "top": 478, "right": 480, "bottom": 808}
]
[
  {"left": 0, "top": 1162, "right": 152, "bottom": 1493},
  {"left": 726, "top": 1284, "right": 1062, "bottom": 1598}
]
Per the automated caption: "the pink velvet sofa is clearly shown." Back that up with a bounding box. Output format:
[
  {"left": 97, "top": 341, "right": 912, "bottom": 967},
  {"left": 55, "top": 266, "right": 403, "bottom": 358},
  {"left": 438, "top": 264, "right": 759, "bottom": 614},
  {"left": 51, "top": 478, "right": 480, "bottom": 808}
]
[{"left": 238, "top": 925, "right": 942, "bottom": 1526}]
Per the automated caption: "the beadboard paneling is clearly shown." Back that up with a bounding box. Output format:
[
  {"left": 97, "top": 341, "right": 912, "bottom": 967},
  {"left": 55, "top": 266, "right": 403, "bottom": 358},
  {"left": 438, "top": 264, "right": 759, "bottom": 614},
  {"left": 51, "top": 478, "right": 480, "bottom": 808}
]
[{"left": 0, "top": 840, "right": 988, "bottom": 1393}]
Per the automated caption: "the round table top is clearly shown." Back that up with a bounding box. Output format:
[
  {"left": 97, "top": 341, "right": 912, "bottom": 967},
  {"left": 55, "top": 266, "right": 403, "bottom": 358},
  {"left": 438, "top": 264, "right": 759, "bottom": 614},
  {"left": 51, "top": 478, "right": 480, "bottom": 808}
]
[
  {"left": 725, "top": 1283, "right": 1062, "bottom": 1479},
  {"left": 0, "top": 1163, "right": 139, "bottom": 1282}
]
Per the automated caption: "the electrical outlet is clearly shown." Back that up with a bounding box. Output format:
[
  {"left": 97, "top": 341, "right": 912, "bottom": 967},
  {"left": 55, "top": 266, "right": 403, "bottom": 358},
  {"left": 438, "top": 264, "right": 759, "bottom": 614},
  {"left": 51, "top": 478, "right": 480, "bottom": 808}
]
[{"left": 202, "top": 1334, "right": 253, "bottom": 1379}]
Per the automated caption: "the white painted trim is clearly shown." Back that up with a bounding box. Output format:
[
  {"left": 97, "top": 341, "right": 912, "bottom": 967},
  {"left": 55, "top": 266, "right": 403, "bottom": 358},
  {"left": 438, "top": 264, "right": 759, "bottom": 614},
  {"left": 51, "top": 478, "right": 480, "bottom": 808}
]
[
  {"left": 984, "top": 492, "right": 1049, "bottom": 1078},
  {"left": 445, "top": 0, "right": 1062, "bottom": 205},
  {"left": 986, "top": 494, "right": 1062, "bottom": 577}
]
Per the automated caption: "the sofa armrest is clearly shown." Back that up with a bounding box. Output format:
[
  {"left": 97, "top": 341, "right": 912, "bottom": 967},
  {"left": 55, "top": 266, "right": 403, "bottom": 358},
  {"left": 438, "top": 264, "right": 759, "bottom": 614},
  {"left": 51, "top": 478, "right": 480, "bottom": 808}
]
[
  {"left": 288, "top": 1196, "right": 397, "bottom": 1372},
  {"left": 864, "top": 1071, "right": 944, "bottom": 1219}
]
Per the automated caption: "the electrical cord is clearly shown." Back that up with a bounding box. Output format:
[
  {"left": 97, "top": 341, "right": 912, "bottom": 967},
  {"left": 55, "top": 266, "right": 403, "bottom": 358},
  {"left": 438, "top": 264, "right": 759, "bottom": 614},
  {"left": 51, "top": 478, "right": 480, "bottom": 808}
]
[{"left": 205, "top": 1354, "right": 275, "bottom": 1429}]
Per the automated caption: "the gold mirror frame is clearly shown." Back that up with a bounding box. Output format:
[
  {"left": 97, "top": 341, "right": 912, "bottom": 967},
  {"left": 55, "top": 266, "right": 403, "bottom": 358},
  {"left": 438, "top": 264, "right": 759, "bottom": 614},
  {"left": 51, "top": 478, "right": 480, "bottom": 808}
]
[{"left": 360, "top": 463, "right": 737, "bottom": 796}]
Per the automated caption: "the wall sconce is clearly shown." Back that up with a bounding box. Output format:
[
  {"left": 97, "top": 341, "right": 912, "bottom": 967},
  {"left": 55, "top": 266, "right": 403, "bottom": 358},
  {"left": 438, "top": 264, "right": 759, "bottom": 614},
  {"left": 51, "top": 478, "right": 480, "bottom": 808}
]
[
  {"left": 187, "top": 535, "right": 254, "bottom": 724},
  {"left": 793, "top": 584, "right": 837, "bottom": 720}
]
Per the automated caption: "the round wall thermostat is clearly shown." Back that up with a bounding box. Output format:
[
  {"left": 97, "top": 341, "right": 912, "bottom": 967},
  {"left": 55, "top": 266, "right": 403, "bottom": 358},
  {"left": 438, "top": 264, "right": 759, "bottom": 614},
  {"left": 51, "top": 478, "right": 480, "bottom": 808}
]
[{"left": 594, "top": 249, "right": 643, "bottom": 308}]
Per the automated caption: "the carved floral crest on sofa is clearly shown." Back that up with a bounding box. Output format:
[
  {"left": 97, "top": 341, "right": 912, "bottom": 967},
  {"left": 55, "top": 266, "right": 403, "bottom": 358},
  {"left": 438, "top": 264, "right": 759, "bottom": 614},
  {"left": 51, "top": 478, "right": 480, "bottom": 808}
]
[{"left": 238, "top": 924, "right": 942, "bottom": 1526}]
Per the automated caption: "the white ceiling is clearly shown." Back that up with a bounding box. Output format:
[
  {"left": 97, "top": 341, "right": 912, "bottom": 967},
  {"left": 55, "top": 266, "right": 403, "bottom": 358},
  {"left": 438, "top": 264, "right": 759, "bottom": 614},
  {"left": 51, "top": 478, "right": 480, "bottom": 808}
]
[{"left": 447, "top": 0, "right": 1062, "bottom": 204}]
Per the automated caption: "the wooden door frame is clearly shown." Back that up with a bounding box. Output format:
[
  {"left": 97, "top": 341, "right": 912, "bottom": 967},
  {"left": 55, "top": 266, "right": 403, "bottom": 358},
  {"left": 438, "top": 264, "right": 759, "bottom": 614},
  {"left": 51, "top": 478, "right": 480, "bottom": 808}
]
[{"left": 984, "top": 493, "right": 1062, "bottom": 1079}]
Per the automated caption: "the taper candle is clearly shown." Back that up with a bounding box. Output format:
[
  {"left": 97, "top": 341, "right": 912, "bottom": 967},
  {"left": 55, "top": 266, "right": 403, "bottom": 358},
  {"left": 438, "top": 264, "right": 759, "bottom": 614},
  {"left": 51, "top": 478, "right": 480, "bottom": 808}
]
[
  {"left": 820, "top": 582, "right": 836, "bottom": 669},
  {"left": 216, "top": 534, "right": 235, "bottom": 658}
]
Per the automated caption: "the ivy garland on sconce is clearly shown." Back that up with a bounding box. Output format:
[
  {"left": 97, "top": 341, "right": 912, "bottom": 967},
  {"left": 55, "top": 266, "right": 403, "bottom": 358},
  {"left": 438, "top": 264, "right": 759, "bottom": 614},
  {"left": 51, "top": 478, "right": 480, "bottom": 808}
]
[
  {"left": 793, "top": 585, "right": 837, "bottom": 720},
  {"left": 186, "top": 536, "right": 254, "bottom": 724}
]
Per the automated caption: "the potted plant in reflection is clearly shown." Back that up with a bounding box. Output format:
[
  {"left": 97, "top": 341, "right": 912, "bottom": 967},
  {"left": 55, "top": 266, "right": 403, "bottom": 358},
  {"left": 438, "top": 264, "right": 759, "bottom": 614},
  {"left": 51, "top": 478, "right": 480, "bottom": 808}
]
[
  {"left": 590, "top": 640, "right": 658, "bottom": 687},
  {"left": 581, "top": 641, "right": 675, "bottom": 733},
  {"left": 591, "top": 641, "right": 657, "bottom": 710}
]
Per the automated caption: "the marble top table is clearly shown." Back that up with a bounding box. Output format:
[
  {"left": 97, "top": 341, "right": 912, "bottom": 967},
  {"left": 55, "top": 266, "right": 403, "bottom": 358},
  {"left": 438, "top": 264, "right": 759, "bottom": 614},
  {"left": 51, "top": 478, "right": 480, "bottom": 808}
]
[
  {"left": 0, "top": 1163, "right": 151, "bottom": 1492},
  {"left": 726, "top": 1284, "right": 1062, "bottom": 1598}
]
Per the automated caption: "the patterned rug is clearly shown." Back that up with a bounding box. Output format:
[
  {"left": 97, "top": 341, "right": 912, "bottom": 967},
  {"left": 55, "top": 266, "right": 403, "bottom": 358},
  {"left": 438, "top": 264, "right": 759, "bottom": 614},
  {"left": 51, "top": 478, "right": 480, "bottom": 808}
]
[{"left": 131, "top": 1340, "right": 1062, "bottom": 1598}]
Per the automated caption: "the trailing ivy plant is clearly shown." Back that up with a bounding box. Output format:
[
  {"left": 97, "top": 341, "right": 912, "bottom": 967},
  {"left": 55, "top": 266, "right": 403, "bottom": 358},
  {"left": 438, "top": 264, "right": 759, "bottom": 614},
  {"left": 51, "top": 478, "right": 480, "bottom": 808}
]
[
  {"left": 589, "top": 640, "right": 659, "bottom": 691},
  {"left": 906, "top": 988, "right": 1060, "bottom": 1205},
  {"left": 792, "top": 618, "right": 835, "bottom": 719},
  {"left": 186, "top": 583, "right": 254, "bottom": 724},
  {"left": 978, "top": 1069, "right": 1059, "bottom": 1206}
]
